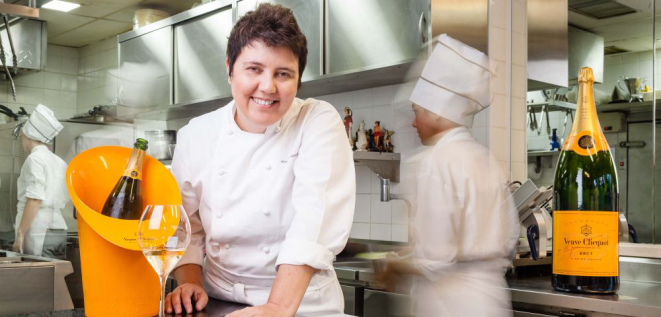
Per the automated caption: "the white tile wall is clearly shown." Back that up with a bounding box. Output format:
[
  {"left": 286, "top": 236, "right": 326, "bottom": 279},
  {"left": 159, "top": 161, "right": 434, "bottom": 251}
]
[
  {"left": 77, "top": 37, "right": 119, "bottom": 114},
  {"left": 1, "top": 44, "right": 79, "bottom": 121}
]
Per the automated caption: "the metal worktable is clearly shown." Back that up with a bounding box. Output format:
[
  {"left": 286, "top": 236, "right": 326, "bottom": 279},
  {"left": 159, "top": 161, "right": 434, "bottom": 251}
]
[
  {"left": 508, "top": 275, "right": 661, "bottom": 317},
  {"left": 2, "top": 298, "right": 249, "bottom": 317}
]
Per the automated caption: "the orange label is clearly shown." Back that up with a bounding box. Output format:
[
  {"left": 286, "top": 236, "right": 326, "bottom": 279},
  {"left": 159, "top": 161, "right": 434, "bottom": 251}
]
[
  {"left": 122, "top": 150, "right": 145, "bottom": 180},
  {"left": 553, "top": 211, "right": 619, "bottom": 277},
  {"left": 123, "top": 169, "right": 142, "bottom": 180},
  {"left": 563, "top": 131, "right": 609, "bottom": 156}
]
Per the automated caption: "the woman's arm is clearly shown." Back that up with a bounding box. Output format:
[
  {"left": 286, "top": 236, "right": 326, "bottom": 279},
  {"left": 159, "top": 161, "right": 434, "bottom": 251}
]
[
  {"left": 13, "top": 198, "right": 42, "bottom": 252},
  {"left": 227, "top": 264, "right": 316, "bottom": 317}
]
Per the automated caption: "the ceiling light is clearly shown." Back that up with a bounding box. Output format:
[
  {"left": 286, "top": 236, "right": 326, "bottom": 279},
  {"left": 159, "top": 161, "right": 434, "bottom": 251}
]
[{"left": 42, "top": 1, "right": 80, "bottom": 12}]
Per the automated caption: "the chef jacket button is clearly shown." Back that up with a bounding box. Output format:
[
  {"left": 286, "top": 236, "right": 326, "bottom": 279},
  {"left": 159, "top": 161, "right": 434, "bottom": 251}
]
[
  {"left": 226, "top": 130, "right": 233, "bottom": 135},
  {"left": 262, "top": 246, "right": 270, "bottom": 254},
  {"left": 219, "top": 170, "right": 226, "bottom": 176},
  {"left": 216, "top": 212, "right": 223, "bottom": 219},
  {"left": 265, "top": 165, "right": 272, "bottom": 171},
  {"left": 275, "top": 126, "right": 281, "bottom": 133},
  {"left": 224, "top": 244, "right": 231, "bottom": 249},
  {"left": 209, "top": 241, "right": 220, "bottom": 247},
  {"left": 262, "top": 209, "right": 270, "bottom": 216}
]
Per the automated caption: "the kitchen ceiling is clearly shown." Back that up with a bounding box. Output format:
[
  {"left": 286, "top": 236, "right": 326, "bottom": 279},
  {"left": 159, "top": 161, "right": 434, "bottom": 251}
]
[
  {"left": 8, "top": 0, "right": 199, "bottom": 48},
  {"left": 569, "top": 0, "right": 661, "bottom": 53}
]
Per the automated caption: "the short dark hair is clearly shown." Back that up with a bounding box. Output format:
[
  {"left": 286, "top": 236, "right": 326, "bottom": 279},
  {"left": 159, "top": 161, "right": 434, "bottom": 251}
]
[{"left": 227, "top": 3, "right": 308, "bottom": 87}]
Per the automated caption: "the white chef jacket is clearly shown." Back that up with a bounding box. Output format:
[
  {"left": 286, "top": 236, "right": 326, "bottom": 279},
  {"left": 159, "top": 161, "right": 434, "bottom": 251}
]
[
  {"left": 15, "top": 145, "right": 69, "bottom": 256},
  {"left": 171, "top": 98, "right": 355, "bottom": 314},
  {"left": 411, "top": 127, "right": 520, "bottom": 317}
]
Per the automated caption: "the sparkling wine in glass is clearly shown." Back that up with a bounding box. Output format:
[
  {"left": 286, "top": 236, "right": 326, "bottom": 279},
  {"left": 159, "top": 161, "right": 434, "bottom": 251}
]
[{"left": 138, "top": 205, "right": 191, "bottom": 317}]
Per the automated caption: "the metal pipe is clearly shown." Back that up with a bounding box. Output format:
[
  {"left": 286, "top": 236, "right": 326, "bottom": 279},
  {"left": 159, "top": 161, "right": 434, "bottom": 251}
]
[
  {"left": 4, "top": 14, "right": 17, "bottom": 75},
  {"left": 377, "top": 174, "right": 391, "bottom": 202}
]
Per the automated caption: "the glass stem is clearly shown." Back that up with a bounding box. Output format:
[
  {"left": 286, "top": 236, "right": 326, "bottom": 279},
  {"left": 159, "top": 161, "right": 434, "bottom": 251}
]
[{"left": 159, "top": 276, "right": 166, "bottom": 317}]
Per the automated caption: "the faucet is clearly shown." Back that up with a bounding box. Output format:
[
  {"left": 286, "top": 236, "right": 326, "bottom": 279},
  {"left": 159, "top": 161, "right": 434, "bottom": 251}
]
[{"left": 377, "top": 174, "right": 391, "bottom": 202}]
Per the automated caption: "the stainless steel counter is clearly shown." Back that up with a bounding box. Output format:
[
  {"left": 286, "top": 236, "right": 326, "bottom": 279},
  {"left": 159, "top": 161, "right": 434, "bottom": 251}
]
[{"left": 508, "top": 275, "right": 661, "bottom": 317}]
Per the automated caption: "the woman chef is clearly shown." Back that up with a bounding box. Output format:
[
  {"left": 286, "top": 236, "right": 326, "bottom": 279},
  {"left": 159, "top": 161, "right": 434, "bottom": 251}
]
[
  {"left": 167, "top": 3, "right": 355, "bottom": 316},
  {"left": 379, "top": 35, "right": 520, "bottom": 316},
  {"left": 13, "top": 104, "right": 70, "bottom": 259}
]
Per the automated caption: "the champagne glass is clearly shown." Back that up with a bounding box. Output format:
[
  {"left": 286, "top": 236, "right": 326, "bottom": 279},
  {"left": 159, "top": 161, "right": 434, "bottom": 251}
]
[{"left": 138, "top": 205, "right": 191, "bottom": 317}]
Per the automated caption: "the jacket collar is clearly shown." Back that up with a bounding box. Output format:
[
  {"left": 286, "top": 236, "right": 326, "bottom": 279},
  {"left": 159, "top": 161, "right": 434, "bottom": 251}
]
[
  {"left": 31, "top": 144, "right": 49, "bottom": 154},
  {"left": 434, "top": 126, "right": 473, "bottom": 148}
]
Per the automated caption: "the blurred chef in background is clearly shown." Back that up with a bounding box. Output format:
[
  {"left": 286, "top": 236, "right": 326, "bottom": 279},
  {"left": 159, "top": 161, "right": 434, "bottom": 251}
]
[
  {"left": 379, "top": 35, "right": 520, "bottom": 316},
  {"left": 13, "top": 104, "right": 70, "bottom": 259}
]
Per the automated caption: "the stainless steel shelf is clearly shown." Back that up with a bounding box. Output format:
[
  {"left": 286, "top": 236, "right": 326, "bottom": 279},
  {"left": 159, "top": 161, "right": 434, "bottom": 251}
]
[
  {"left": 527, "top": 150, "right": 560, "bottom": 157},
  {"left": 528, "top": 100, "right": 576, "bottom": 111},
  {"left": 353, "top": 151, "right": 401, "bottom": 183}
]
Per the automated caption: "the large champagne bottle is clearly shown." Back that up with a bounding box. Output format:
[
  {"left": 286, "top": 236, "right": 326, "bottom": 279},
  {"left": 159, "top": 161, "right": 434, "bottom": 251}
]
[
  {"left": 101, "top": 138, "right": 148, "bottom": 219},
  {"left": 552, "top": 67, "right": 619, "bottom": 293}
]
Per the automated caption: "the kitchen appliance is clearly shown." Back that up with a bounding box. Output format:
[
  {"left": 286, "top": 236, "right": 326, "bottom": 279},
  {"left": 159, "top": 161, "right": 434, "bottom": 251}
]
[
  {"left": 612, "top": 76, "right": 643, "bottom": 103},
  {"left": 0, "top": 250, "right": 74, "bottom": 315},
  {"left": 511, "top": 179, "right": 553, "bottom": 264},
  {"left": 144, "top": 130, "right": 176, "bottom": 162}
]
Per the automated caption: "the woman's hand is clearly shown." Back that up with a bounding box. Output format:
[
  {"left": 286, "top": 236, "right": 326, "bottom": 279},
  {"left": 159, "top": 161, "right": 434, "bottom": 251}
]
[
  {"left": 12, "top": 234, "right": 23, "bottom": 253},
  {"left": 227, "top": 303, "right": 287, "bottom": 317},
  {"left": 164, "top": 282, "right": 208, "bottom": 314}
]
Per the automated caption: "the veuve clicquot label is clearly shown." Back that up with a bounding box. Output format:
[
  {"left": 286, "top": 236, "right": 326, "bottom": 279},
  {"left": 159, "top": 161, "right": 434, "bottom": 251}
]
[
  {"left": 552, "top": 67, "right": 619, "bottom": 294},
  {"left": 122, "top": 150, "right": 145, "bottom": 180},
  {"left": 553, "top": 211, "right": 619, "bottom": 277}
]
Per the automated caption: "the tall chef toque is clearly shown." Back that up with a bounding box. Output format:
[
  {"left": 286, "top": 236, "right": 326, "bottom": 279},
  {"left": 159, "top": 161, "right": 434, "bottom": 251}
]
[
  {"left": 409, "top": 34, "right": 492, "bottom": 128},
  {"left": 22, "top": 104, "right": 63, "bottom": 143}
]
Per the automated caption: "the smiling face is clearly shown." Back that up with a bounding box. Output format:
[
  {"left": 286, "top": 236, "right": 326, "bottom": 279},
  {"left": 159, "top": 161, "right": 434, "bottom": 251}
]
[{"left": 227, "top": 40, "right": 299, "bottom": 133}]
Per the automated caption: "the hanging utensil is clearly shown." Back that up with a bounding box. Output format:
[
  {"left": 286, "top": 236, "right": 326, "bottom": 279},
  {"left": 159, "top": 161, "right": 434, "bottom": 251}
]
[
  {"left": 537, "top": 105, "right": 546, "bottom": 135},
  {"left": 528, "top": 105, "right": 538, "bottom": 131},
  {"left": 545, "top": 107, "right": 551, "bottom": 139},
  {"left": 0, "top": 15, "right": 15, "bottom": 101},
  {"left": 3, "top": 14, "right": 18, "bottom": 75},
  {"left": 560, "top": 109, "right": 573, "bottom": 145}
]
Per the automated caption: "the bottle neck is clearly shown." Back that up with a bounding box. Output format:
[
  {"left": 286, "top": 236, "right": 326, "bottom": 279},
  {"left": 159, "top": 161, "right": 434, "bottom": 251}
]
[
  {"left": 571, "top": 80, "right": 602, "bottom": 136},
  {"left": 123, "top": 147, "right": 146, "bottom": 180}
]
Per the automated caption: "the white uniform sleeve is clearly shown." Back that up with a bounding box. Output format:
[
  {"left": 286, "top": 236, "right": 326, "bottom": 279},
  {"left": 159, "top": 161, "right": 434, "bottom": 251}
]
[
  {"left": 22, "top": 158, "right": 47, "bottom": 201},
  {"left": 412, "top": 156, "right": 464, "bottom": 281},
  {"left": 171, "top": 127, "right": 206, "bottom": 269},
  {"left": 275, "top": 102, "right": 356, "bottom": 271}
]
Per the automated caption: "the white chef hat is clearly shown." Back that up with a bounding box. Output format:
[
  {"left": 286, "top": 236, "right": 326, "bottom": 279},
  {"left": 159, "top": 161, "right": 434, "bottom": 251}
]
[
  {"left": 409, "top": 34, "right": 492, "bottom": 128},
  {"left": 22, "top": 104, "right": 63, "bottom": 143}
]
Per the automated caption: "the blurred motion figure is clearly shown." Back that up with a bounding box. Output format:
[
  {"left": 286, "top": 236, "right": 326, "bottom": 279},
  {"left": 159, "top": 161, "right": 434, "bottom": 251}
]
[
  {"left": 13, "top": 104, "right": 70, "bottom": 259},
  {"left": 380, "top": 35, "right": 520, "bottom": 316}
]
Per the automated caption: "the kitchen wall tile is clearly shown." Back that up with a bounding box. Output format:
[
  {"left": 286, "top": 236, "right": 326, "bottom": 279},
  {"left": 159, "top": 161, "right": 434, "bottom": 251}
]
[
  {"left": 371, "top": 194, "right": 392, "bottom": 224},
  {"left": 512, "top": 161, "right": 527, "bottom": 184},
  {"left": 511, "top": 129, "right": 525, "bottom": 163},
  {"left": 604, "top": 55, "right": 622, "bottom": 66},
  {"left": 334, "top": 90, "right": 353, "bottom": 109},
  {"left": 393, "top": 102, "right": 415, "bottom": 134},
  {"left": 512, "top": 97, "right": 526, "bottom": 131},
  {"left": 392, "top": 225, "right": 408, "bottom": 242},
  {"left": 43, "top": 89, "right": 61, "bottom": 108},
  {"left": 512, "top": 32, "right": 526, "bottom": 67},
  {"left": 490, "top": 94, "right": 507, "bottom": 128},
  {"left": 104, "top": 48, "right": 119, "bottom": 69},
  {"left": 392, "top": 163, "right": 416, "bottom": 195},
  {"left": 372, "top": 105, "right": 393, "bottom": 133},
  {"left": 355, "top": 165, "right": 372, "bottom": 194},
  {"left": 491, "top": 60, "right": 507, "bottom": 95},
  {"left": 45, "top": 55, "right": 62, "bottom": 73},
  {"left": 370, "top": 224, "right": 391, "bottom": 241},
  {"left": 512, "top": 0, "right": 526, "bottom": 35},
  {"left": 391, "top": 199, "right": 410, "bottom": 225},
  {"left": 621, "top": 52, "right": 638, "bottom": 64},
  {"left": 392, "top": 132, "right": 415, "bottom": 161},
  {"left": 61, "top": 91, "right": 77, "bottom": 109},
  {"left": 352, "top": 108, "right": 372, "bottom": 132},
  {"left": 350, "top": 223, "right": 370, "bottom": 239},
  {"left": 43, "top": 72, "right": 61, "bottom": 90},
  {"left": 392, "top": 81, "right": 415, "bottom": 104},
  {"left": 354, "top": 194, "right": 371, "bottom": 223},
  {"left": 639, "top": 60, "right": 653, "bottom": 80},
  {"left": 15, "top": 87, "right": 43, "bottom": 105},
  {"left": 621, "top": 62, "right": 639, "bottom": 79},
  {"left": 489, "top": 26, "right": 506, "bottom": 63},
  {"left": 15, "top": 72, "right": 43, "bottom": 88},
  {"left": 352, "top": 88, "right": 373, "bottom": 109},
  {"left": 0, "top": 84, "right": 9, "bottom": 103},
  {"left": 48, "top": 44, "right": 63, "bottom": 57},
  {"left": 490, "top": 0, "right": 507, "bottom": 30},
  {"left": 62, "top": 57, "right": 78, "bottom": 75},
  {"left": 102, "top": 37, "right": 118, "bottom": 51},
  {"left": 61, "top": 46, "right": 79, "bottom": 59},
  {"left": 61, "top": 74, "right": 77, "bottom": 92},
  {"left": 638, "top": 51, "right": 653, "bottom": 62},
  {"left": 512, "top": 65, "right": 527, "bottom": 98},
  {"left": 372, "top": 85, "right": 394, "bottom": 107},
  {"left": 604, "top": 63, "right": 622, "bottom": 83}
]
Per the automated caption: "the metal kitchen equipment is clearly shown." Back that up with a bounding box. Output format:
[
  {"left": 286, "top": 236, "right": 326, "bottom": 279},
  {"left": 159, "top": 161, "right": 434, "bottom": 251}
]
[
  {"left": 511, "top": 179, "right": 553, "bottom": 262},
  {"left": 0, "top": 251, "right": 74, "bottom": 315},
  {"left": 144, "top": 130, "right": 177, "bottom": 161}
]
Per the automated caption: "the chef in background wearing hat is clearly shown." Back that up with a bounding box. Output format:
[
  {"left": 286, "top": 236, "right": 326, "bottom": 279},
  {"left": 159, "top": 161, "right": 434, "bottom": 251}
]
[
  {"left": 12, "top": 104, "right": 70, "bottom": 259},
  {"left": 378, "top": 34, "right": 520, "bottom": 316}
]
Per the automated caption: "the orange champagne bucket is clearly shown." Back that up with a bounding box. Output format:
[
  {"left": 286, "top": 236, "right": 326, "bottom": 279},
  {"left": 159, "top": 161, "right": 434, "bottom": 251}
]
[{"left": 66, "top": 146, "right": 182, "bottom": 317}]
